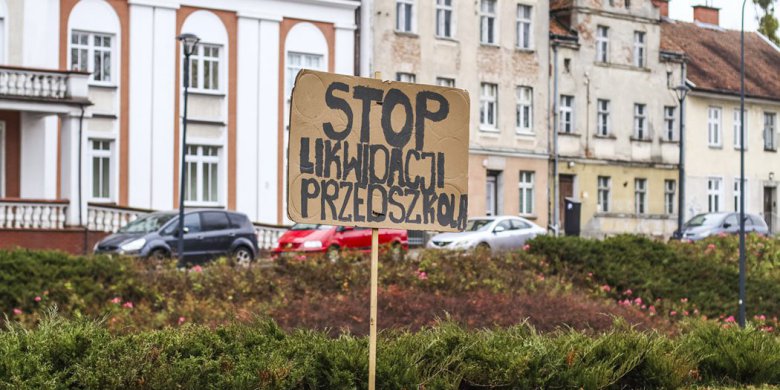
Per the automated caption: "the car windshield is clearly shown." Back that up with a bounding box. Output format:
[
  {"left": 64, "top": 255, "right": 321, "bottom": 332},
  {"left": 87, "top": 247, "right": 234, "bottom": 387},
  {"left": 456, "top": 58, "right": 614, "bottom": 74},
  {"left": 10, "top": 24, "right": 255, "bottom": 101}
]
[
  {"left": 290, "top": 223, "right": 332, "bottom": 231},
  {"left": 465, "top": 219, "right": 493, "bottom": 232},
  {"left": 118, "top": 214, "right": 176, "bottom": 233},
  {"left": 684, "top": 214, "right": 723, "bottom": 228}
]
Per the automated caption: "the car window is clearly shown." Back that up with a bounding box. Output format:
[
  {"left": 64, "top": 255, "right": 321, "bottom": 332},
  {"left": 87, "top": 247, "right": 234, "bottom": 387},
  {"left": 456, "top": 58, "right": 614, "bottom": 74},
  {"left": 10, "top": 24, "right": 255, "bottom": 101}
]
[
  {"left": 228, "top": 213, "right": 249, "bottom": 229},
  {"left": 723, "top": 214, "right": 738, "bottom": 226},
  {"left": 184, "top": 213, "right": 201, "bottom": 233},
  {"left": 511, "top": 219, "right": 531, "bottom": 230},
  {"left": 496, "top": 220, "right": 512, "bottom": 231},
  {"left": 466, "top": 219, "right": 493, "bottom": 231},
  {"left": 744, "top": 216, "right": 754, "bottom": 226},
  {"left": 201, "top": 212, "right": 230, "bottom": 231},
  {"left": 750, "top": 215, "right": 765, "bottom": 227}
]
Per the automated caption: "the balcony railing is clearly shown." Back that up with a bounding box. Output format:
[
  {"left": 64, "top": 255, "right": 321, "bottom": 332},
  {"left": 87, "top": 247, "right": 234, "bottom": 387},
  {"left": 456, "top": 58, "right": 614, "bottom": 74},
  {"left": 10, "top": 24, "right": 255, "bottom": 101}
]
[
  {"left": 255, "top": 222, "right": 289, "bottom": 251},
  {"left": 0, "top": 199, "right": 68, "bottom": 229},
  {"left": 0, "top": 66, "right": 90, "bottom": 102},
  {"left": 87, "top": 203, "right": 152, "bottom": 233}
]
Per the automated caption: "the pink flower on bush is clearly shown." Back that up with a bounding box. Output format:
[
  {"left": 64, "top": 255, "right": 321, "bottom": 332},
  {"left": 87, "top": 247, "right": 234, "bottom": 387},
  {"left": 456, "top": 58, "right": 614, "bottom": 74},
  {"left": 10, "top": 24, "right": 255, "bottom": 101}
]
[
  {"left": 587, "top": 272, "right": 593, "bottom": 278},
  {"left": 633, "top": 297, "right": 643, "bottom": 306},
  {"left": 111, "top": 297, "right": 122, "bottom": 304},
  {"left": 670, "top": 310, "right": 677, "bottom": 316},
  {"left": 618, "top": 299, "right": 630, "bottom": 306},
  {"left": 34, "top": 296, "right": 41, "bottom": 302},
  {"left": 416, "top": 270, "right": 428, "bottom": 280},
  {"left": 761, "top": 326, "right": 774, "bottom": 332},
  {"left": 123, "top": 301, "right": 134, "bottom": 309},
  {"left": 641, "top": 304, "right": 647, "bottom": 309},
  {"left": 683, "top": 311, "right": 689, "bottom": 316},
  {"left": 706, "top": 243, "right": 716, "bottom": 251},
  {"left": 725, "top": 316, "right": 736, "bottom": 323},
  {"left": 178, "top": 316, "right": 186, "bottom": 325},
  {"left": 12, "top": 308, "right": 22, "bottom": 315},
  {"left": 718, "top": 232, "right": 728, "bottom": 238},
  {"left": 601, "top": 285, "right": 611, "bottom": 292},
  {"left": 649, "top": 305, "right": 656, "bottom": 314},
  {"left": 680, "top": 298, "right": 688, "bottom": 303},
  {"left": 536, "top": 274, "right": 545, "bottom": 282},
  {"left": 522, "top": 244, "right": 531, "bottom": 251},
  {"left": 623, "top": 289, "right": 633, "bottom": 296},
  {"left": 191, "top": 265, "right": 203, "bottom": 273}
]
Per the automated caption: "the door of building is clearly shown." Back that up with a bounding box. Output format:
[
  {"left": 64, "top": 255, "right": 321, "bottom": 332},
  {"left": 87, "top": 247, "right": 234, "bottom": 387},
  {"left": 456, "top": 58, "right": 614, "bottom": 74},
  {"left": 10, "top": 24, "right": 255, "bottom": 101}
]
[
  {"left": 559, "top": 174, "right": 575, "bottom": 229},
  {"left": 765, "top": 186, "right": 777, "bottom": 234},
  {"left": 486, "top": 170, "right": 501, "bottom": 216}
]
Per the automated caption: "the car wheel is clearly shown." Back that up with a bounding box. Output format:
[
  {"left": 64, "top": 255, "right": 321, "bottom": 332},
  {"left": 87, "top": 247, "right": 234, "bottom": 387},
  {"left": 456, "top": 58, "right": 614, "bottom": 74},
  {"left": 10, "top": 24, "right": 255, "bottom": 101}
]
[
  {"left": 148, "top": 248, "right": 170, "bottom": 261},
  {"left": 390, "top": 242, "right": 404, "bottom": 261},
  {"left": 475, "top": 243, "right": 491, "bottom": 254},
  {"left": 232, "top": 246, "right": 254, "bottom": 267},
  {"left": 327, "top": 245, "right": 340, "bottom": 262}
]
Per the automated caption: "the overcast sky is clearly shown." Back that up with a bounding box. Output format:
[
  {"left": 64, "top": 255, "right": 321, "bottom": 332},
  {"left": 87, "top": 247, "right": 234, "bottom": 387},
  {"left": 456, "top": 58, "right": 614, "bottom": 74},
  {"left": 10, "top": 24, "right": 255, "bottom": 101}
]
[{"left": 668, "top": 0, "right": 780, "bottom": 32}]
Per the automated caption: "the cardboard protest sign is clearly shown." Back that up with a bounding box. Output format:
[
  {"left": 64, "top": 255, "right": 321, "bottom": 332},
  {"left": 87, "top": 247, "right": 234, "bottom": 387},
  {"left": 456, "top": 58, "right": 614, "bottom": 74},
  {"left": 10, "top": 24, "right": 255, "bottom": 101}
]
[{"left": 287, "top": 70, "right": 470, "bottom": 232}]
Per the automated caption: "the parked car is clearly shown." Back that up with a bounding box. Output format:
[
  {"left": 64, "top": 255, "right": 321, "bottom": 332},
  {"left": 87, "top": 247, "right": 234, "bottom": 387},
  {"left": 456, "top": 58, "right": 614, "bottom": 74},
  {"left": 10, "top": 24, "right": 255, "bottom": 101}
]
[
  {"left": 426, "top": 215, "right": 546, "bottom": 252},
  {"left": 94, "top": 210, "right": 259, "bottom": 265},
  {"left": 272, "top": 224, "right": 408, "bottom": 261},
  {"left": 676, "top": 212, "right": 770, "bottom": 241}
]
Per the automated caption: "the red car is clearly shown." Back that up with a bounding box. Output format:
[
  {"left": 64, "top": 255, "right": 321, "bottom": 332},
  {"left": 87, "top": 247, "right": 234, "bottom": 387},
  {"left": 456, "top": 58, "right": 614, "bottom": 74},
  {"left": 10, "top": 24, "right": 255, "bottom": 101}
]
[{"left": 272, "top": 224, "right": 408, "bottom": 261}]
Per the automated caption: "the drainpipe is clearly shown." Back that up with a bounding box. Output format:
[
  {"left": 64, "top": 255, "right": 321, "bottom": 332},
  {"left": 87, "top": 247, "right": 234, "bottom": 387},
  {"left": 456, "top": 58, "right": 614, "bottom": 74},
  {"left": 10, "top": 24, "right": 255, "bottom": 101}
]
[
  {"left": 552, "top": 44, "right": 560, "bottom": 237},
  {"left": 78, "top": 104, "right": 87, "bottom": 254}
]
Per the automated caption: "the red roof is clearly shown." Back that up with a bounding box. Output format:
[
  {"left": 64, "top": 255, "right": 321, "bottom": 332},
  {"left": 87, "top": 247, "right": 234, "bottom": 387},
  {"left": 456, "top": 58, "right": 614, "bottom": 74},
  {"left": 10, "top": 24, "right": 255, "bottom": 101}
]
[
  {"left": 550, "top": 18, "right": 576, "bottom": 38},
  {"left": 661, "top": 20, "right": 780, "bottom": 101}
]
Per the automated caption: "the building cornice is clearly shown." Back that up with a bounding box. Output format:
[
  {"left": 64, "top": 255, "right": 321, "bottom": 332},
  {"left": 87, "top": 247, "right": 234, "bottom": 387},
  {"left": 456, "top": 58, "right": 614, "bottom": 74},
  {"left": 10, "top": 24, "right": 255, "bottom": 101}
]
[
  {"left": 553, "top": 6, "right": 660, "bottom": 25},
  {"left": 469, "top": 147, "right": 550, "bottom": 160},
  {"left": 688, "top": 89, "right": 780, "bottom": 107}
]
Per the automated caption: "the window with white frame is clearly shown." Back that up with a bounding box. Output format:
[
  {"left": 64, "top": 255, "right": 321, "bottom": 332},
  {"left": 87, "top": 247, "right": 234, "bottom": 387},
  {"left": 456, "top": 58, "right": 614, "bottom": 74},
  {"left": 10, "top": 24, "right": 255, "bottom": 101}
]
[
  {"left": 286, "top": 52, "right": 324, "bottom": 98},
  {"left": 597, "top": 99, "right": 610, "bottom": 136},
  {"left": 764, "top": 112, "right": 777, "bottom": 151},
  {"left": 707, "top": 177, "right": 722, "bottom": 212},
  {"left": 516, "top": 86, "right": 533, "bottom": 133},
  {"left": 70, "top": 31, "right": 113, "bottom": 83},
  {"left": 516, "top": 4, "right": 532, "bottom": 49},
  {"left": 480, "top": 83, "right": 498, "bottom": 130},
  {"left": 90, "top": 140, "right": 112, "bottom": 200},
  {"left": 480, "top": 0, "right": 497, "bottom": 45},
  {"left": 436, "top": 77, "right": 455, "bottom": 87},
  {"left": 560, "top": 95, "right": 574, "bottom": 133},
  {"left": 436, "top": 0, "right": 453, "bottom": 38},
  {"left": 664, "top": 179, "right": 675, "bottom": 215},
  {"left": 733, "top": 178, "right": 747, "bottom": 211},
  {"left": 634, "top": 103, "right": 647, "bottom": 139},
  {"left": 189, "top": 44, "right": 221, "bottom": 91},
  {"left": 184, "top": 145, "right": 220, "bottom": 205},
  {"left": 0, "top": 17, "right": 5, "bottom": 63},
  {"left": 633, "top": 31, "right": 646, "bottom": 67},
  {"left": 396, "top": 72, "right": 416, "bottom": 83},
  {"left": 596, "top": 26, "right": 609, "bottom": 63},
  {"left": 597, "top": 176, "right": 611, "bottom": 212},
  {"left": 708, "top": 106, "right": 722, "bottom": 147},
  {"left": 664, "top": 106, "right": 676, "bottom": 141},
  {"left": 733, "top": 108, "right": 747, "bottom": 149},
  {"left": 635, "top": 178, "right": 647, "bottom": 214},
  {"left": 396, "top": 0, "right": 415, "bottom": 32},
  {"left": 518, "top": 171, "right": 534, "bottom": 215}
]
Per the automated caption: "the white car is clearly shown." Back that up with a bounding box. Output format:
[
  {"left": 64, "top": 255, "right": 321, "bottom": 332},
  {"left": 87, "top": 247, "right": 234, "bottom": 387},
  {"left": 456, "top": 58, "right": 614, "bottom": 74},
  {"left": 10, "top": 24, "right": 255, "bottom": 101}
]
[{"left": 426, "top": 215, "right": 546, "bottom": 252}]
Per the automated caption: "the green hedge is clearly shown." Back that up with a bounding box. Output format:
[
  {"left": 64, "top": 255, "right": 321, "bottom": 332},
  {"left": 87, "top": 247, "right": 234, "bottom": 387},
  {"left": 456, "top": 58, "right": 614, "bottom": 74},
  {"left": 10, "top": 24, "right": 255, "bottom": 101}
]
[{"left": 1, "top": 315, "right": 779, "bottom": 389}]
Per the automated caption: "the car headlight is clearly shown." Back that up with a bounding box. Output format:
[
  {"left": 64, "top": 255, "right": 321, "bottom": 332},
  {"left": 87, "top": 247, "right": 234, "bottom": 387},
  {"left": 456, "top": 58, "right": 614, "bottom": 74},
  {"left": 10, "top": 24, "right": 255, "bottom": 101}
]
[
  {"left": 302, "top": 240, "right": 323, "bottom": 249},
  {"left": 120, "top": 238, "right": 146, "bottom": 252}
]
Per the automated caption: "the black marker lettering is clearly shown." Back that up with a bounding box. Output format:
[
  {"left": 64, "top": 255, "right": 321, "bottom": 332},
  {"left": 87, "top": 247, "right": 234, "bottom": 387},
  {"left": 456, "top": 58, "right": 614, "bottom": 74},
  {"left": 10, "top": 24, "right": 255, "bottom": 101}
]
[
  {"left": 414, "top": 91, "right": 449, "bottom": 150},
  {"left": 381, "top": 88, "right": 413, "bottom": 148},
  {"left": 322, "top": 82, "right": 353, "bottom": 141},
  {"left": 300, "top": 178, "right": 320, "bottom": 218},
  {"left": 353, "top": 85, "right": 383, "bottom": 143}
]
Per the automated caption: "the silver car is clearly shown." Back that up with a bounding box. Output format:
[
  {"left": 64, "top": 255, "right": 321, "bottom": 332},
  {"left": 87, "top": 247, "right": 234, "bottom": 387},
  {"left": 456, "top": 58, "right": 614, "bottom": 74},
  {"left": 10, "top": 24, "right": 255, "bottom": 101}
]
[
  {"left": 427, "top": 216, "right": 546, "bottom": 252},
  {"left": 678, "top": 212, "right": 770, "bottom": 241}
]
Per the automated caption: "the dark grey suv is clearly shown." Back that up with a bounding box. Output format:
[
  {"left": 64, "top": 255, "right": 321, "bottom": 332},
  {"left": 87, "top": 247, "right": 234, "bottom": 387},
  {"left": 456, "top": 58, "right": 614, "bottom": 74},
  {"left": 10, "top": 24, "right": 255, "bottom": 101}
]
[{"left": 94, "top": 210, "right": 258, "bottom": 265}]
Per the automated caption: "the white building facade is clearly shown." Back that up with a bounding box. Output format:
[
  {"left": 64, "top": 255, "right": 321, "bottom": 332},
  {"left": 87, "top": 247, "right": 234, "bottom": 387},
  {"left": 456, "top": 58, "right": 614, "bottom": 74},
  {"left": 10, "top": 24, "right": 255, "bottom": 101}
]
[{"left": 0, "top": 0, "right": 358, "bottom": 249}]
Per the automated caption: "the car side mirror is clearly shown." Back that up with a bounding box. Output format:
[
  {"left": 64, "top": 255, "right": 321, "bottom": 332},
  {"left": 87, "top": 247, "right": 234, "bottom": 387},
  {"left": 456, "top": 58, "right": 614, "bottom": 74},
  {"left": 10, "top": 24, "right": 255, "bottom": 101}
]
[
  {"left": 723, "top": 223, "right": 732, "bottom": 229},
  {"left": 338, "top": 226, "right": 354, "bottom": 232},
  {"left": 493, "top": 226, "right": 505, "bottom": 233},
  {"left": 182, "top": 227, "right": 190, "bottom": 234}
]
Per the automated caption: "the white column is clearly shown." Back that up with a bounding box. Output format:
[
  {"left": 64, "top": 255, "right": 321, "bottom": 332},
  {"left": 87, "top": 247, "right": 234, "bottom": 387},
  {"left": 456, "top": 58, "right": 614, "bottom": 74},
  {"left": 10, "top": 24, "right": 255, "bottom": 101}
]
[
  {"left": 60, "top": 112, "right": 88, "bottom": 226},
  {"left": 359, "top": 0, "right": 373, "bottom": 76},
  {"left": 335, "top": 23, "right": 356, "bottom": 76},
  {"left": 128, "top": 2, "right": 176, "bottom": 211},
  {"left": 22, "top": 0, "right": 59, "bottom": 68},
  {"left": 236, "top": 14, "right": 261, "bottom": 220},
  {"left": 257, "top": 16, "right": 281, "bottom": 224},
  {"left": 20, "top": 113, "right": 58, "bottom": 199}
]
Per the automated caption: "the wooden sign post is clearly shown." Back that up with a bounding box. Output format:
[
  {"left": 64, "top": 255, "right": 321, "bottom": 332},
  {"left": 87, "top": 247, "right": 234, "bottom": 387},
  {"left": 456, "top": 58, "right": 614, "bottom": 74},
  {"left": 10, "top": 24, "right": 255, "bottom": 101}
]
[{"left": 286, "top": 70, "right": 470, "bottom": 388}]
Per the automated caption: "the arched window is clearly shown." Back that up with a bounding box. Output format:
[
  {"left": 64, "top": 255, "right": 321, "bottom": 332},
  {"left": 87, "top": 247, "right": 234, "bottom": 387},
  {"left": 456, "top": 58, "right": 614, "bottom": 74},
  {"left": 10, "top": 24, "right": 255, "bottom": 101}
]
[
  {"left": 67, "top": 0, "right": 120, "bottom": 85},
  {"left": 181, "top": 11, "right": 228, "bottom": 93},
  {"left": 284, "top": 22, "right": 328, "bottom": 100}
]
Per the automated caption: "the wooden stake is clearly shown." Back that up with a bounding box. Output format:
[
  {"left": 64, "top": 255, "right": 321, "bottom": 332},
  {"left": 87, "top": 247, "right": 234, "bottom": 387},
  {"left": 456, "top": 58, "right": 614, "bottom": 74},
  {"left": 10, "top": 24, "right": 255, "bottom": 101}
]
[
  {"left": 369, "top": 227, "right": 379, "bottom": 390},
  {"left": 368, "top": 70, "right": 381, "bottom": 390}
]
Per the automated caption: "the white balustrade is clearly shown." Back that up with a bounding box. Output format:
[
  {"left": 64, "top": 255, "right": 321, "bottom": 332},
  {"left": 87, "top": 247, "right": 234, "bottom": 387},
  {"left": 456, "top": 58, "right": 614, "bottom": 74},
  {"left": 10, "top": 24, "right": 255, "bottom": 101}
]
[
  {"left": 255, "top": 224, "right": 289, "bottom": 250},
  {"left": 87, "top": 204, "right": 149, "bottom": 233},
  {"left": 0, "top": 67, "right": 70, "bottom": 99},
  {"left": 0, "top": 201, "right": 67, "bottom": 229}
]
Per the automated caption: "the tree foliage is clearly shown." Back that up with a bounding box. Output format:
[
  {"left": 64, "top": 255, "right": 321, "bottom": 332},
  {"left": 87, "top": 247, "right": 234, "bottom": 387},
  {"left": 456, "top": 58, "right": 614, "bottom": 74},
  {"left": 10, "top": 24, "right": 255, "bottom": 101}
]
[{"left": 754, "top": 0, "right": 779, "bottom": 44}]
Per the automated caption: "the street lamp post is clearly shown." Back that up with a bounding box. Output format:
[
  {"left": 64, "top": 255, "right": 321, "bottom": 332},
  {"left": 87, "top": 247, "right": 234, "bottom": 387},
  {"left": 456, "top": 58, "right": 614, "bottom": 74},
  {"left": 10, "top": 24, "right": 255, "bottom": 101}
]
[
  {"left": 177, "top": 33, "right": 200, "bottom": 265},
  {"left": 738, "top": 0, "right": 747, "bottom": 328},
  {"left": 671, "top": 65, "right": 689, "bottom": 237}
]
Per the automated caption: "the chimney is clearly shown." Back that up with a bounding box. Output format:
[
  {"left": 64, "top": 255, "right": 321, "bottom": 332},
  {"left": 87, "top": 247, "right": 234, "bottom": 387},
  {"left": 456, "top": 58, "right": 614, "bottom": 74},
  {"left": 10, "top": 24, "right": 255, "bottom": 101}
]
[
  {"left": 652, "top": 0, "right": 669, "bottom": 18},
  {"left": 693, "top": 5, "right": 720, "bottom": 26}
]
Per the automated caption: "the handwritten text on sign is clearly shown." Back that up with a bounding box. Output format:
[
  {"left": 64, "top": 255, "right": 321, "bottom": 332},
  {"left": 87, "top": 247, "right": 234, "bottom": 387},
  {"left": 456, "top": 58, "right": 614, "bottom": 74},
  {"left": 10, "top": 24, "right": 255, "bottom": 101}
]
[{"left": 287, "top": 70, "right": 470, "bottom": 232}]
